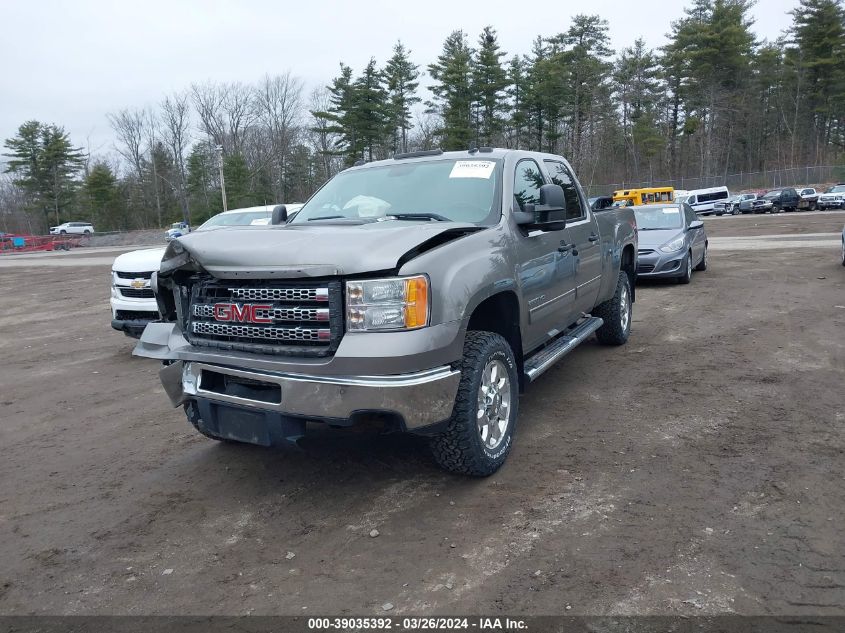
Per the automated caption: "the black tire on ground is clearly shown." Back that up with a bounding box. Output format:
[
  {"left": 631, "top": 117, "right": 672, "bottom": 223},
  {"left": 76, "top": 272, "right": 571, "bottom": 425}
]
[
  {"left": 592, "top": 271, "right": 632, "bottom": 346},
  {"left": 695, "top": 244, "right": 708, "bottom": 271},
  {"left": 59, "top": 230, "right": 66, "bottom": 234},
  {"left": 84, "top": 230, "right": 91, "bottom": 235},
  {"left": 771, "top": 204, "right": 780, "bottom": 213},
  {"left": 677, "top": 251, "right": 693, "bottom": 284},
  {"left": 841, "top": 240, "right": 845, "bottom": 267},
  {"left": 429, "top": 331, "right": 519, "bottom": 477}
]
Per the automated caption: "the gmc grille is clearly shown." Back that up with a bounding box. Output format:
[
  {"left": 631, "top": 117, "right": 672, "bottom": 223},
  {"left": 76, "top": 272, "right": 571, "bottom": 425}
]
[{"left": 183, "top": 280, "right": 343, "bottom": 357}]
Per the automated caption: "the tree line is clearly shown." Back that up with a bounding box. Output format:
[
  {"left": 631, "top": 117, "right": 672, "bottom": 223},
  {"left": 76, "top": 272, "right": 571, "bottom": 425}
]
[{"left": 2, "top": 0, "right": 844, "bottom": 234}]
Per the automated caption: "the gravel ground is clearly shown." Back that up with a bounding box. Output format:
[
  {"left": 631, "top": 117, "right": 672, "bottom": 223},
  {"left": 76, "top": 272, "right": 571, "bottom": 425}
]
[{"left": 0, "top": 211, "right": 843, "bottom": 616}]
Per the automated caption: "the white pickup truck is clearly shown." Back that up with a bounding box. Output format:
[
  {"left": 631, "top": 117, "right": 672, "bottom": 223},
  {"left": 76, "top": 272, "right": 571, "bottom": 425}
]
[{"left": 111, "top": 205, "right": 302, "bottom": 337}]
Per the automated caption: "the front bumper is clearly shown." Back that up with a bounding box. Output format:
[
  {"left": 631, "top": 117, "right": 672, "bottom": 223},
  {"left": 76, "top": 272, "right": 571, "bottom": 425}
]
[
  {"left": 817, "top": 199, "right": 844, "bottom": 209},
  {"left": 163, "top": 360, "right": 461, "bottom": 434},
  {"left": 636, "top": 250, "right": 686, "bottom": 278},
  {"left": 110, "top": 295, "right": 159, "bottom": 337}
]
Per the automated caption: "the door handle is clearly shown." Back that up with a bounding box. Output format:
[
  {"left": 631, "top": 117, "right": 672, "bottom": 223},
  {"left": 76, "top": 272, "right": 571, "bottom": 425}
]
[
  {"left": 558, "top": 242, "right": 576, "bottom": 255},
  {"left": 588, "top": 233, "right": 600, "bottom": 242}
]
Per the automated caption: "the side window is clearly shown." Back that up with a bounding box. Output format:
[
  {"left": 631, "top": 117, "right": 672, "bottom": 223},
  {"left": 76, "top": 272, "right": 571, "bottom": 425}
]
[
  {"left": 513, "top": 160, "right": 544, "bottom": 211},
  {"left": 685, "top": 204, "right": 697, "bottom": 224},
  {"left": 544, "top": 160, "right": 586, "bottom": 221}
]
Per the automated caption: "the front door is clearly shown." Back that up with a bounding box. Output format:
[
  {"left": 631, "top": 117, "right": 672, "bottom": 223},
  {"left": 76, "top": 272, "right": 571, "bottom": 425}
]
[
  {"left": 544, "top": 160, "right": 603, "bottom": 315},
  {"left": 513, "top": 159, "right": 578, "bottom": 352}
]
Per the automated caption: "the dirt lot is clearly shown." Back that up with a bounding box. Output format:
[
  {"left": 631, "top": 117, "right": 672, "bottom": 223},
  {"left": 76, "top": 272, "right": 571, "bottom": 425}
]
[{"left": 0, "top": 211, "right": 843, "bottom": 616}]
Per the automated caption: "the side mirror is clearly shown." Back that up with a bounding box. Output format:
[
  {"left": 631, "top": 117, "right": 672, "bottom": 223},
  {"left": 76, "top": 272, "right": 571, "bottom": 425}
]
[
  {"left": 538, "top": 183, "right": 565, "bottom": 209},
  {"left": 271, "top": 204, "right": 288, "bottom": 225},
  {"left": 689, "top": 220, "right": 704, "bottom": 230}
]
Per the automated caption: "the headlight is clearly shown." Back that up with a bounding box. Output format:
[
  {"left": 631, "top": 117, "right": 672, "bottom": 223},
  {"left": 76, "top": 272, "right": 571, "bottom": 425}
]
[
  {"left": 346, "top": 275, "right": 429, "bottom": 331},
  {"left": 659, "top": 235, "right": 686, "bottom": 253}
]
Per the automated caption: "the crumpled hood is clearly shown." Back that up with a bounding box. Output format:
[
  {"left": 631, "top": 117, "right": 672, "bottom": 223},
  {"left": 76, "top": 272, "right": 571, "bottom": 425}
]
[
  {"left": 175, "top": 221, "right": 482, "bottom": 278},
  {"left": 638, "top": 229, "right": 683, "bottom": 249}
]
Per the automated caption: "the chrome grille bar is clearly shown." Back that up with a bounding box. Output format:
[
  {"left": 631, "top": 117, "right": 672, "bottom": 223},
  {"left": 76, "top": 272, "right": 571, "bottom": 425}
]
[
  {"left": 227, "top": 287, "right": 329, "bottom": 302},
  {"left": 192, "top": 304, "right": 329, "bottom": 322},
  {"left": 192, "top": 322, "right": 331, "bottom": 342}
]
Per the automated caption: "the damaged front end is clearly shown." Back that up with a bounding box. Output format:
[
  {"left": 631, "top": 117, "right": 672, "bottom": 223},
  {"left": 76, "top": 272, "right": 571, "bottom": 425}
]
[{"left": 134, "top": 235, "right": 464, "bottom": 445}]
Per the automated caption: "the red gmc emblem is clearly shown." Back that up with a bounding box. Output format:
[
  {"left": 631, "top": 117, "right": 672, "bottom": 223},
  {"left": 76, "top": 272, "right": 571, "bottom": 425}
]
[{"left": 213, "top": 303, "right": 273, "bottom": 324}]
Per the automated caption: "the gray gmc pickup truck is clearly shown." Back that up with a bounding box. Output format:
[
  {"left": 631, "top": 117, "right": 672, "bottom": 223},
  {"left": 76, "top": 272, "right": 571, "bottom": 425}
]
[{"left": 135, "top": 149, "right": 638, "bottom": 476}]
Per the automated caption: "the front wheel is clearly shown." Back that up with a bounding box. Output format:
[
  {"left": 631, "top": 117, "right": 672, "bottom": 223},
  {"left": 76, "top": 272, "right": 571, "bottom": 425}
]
[
  {"left": 841, "top": 240, "right": 845, "bottom": 267},
  {"left": 430, "top": 331, "right": 519, "bottom": 477},
  {"left": 677, "top": 251, "right": 693, "bottom": 284},
  {"left": 695, "top": 244, "right": 708, "bottom": 271},
  {"left": 592, "top": 271, "right": 632, "bottom": 345}
]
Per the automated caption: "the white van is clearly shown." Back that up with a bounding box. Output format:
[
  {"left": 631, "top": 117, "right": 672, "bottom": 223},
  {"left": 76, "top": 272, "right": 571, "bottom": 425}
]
[{"left": 683, "top": 186, "right": 730, "bottom": 215}]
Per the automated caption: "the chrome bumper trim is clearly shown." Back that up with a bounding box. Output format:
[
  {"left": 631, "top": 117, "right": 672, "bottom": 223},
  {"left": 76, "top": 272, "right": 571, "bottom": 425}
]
[{"left": 165, "top": 361, "right": 461, "bottom": 430}]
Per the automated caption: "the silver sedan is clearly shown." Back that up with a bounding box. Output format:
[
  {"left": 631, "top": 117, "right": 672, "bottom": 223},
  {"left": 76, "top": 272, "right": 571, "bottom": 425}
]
[{"left": 634, "top": 203, "right": 708, "bottom": 284}]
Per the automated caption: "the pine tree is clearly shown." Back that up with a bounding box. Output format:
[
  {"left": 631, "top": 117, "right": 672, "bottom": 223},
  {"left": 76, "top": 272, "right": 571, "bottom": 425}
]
[
  {"left": 471, "top": 27, "right": 510, "bottom": 146},
  {"left": 428, "top": 30, "right": 474, "bottom": 150},
  {"left": 789, "top": 0, "right": 845, "bottom": 162},
  {"left": 85, "top": 161, "right": 122, "bottom": 230},
  {"left": 352, "top": 58, "right": 391, "bottom": 161},
  {"left": 506, "top": 55, "right": 529, "bottom": 148},
  {"left": 384, "top": 41, "right": 421, "bottom": 153},
  {"left": 3, "top": 121, "right": 85, "bottom": 226},
  {"left": 311, "top": 64, "right": 359, "bottom": 165}
]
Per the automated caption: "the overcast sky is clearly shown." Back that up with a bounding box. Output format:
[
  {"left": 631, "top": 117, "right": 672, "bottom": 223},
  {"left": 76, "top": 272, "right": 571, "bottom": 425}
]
[{"left": 1, "top": 0, "right": 799, "bottom": 159}]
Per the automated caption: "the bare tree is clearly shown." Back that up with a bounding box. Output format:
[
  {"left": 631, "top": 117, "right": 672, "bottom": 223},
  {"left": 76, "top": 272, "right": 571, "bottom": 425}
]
[
  {"left": 190, "top": 81, "right": 257, "bottom": 155},
  {"left": 255, "top": 72, "right": 304, "bottom": 201},
  {"left": 307, "top": 87, "right": 342, "bottom": 181},
  {"left": 159, "top": 91, "right": 193, "bottom": 223},
  {"left": 107, "top": 108, "right": 148, "bottom": 181}
]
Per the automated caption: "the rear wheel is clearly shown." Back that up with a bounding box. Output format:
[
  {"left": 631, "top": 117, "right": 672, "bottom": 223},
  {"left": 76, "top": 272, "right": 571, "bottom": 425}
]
[
  {"left": 430, "top": 331, "right": 519, "bottom": 477},
  {"left": 841, "top": 240, "right": 845, "bottom": 267},
  {"left": 677, "top": 251, "right": 693, "bottom": 284},
  {"left": 593, "top": 271, "right": 632, "bottom": 345}
]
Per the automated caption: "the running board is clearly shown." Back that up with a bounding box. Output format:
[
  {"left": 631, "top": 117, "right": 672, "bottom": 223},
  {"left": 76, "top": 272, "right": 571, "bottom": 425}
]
[{"left": 523, "top": 316, "right": 604, "bottom": 383}]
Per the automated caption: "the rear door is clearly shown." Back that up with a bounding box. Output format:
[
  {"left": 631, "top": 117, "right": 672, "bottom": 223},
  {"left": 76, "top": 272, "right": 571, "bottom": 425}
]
[
  {"left": 544, "top": 160, "right": 603, "bottom": 315},
  {"left": 513, "top": 159, "right": 578, "bottom": 351}
]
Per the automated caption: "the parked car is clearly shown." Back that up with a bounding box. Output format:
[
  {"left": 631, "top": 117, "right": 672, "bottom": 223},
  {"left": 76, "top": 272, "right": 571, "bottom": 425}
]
[
  {"left": 634, "top": 202, "right": 707, "bottom": 284},
  {"left": 165, "top": 222, "right": 190, "bottom": 241},
  {"left": 49, "top": 221, "right": 94, "bottom": 235},
  {"left": 817, "top": 185, "right": 845, "bottom": 210},
  {"left": 589, "top": 195, "right": 614, "bottom": 211},
  {"left": 754, "top": 188, "right": 801, "bottom": 213},
  {"left": 134, "top": 149, "right": 639, "bottom": 476},
  {"left": 111, "top": 204, "right": 303, "bottom": 338},
  {"left": 714, "top": 193, "right": 756, "bottom": 216},
  {"left": 682, "top": 186, "right": 729, "bottom": 215},
  {"left": 798, "top": 187, "right": 819, "bottom": 210}
]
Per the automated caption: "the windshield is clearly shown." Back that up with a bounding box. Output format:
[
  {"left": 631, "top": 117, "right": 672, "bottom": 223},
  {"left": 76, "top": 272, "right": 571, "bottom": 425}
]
[
  {"left": 633, "top": 206, "right": 683, "bottom": 230},
  {"left": 762, "top": 191, "right": 781, "bottom": 199},
  {"left": 826, "top": 185, "right": 845, "bottom": 193},
  {"left": 197, "top": 210, "right": 271, "bottom": 230},
  {"left": 291, "top": 159, "right": 501, "bottom": 225}
]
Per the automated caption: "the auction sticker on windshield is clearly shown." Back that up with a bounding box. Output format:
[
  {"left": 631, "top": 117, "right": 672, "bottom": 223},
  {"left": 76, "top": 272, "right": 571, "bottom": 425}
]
[{"left": 449, "top": 161, "right": 495, "bottom": 179}]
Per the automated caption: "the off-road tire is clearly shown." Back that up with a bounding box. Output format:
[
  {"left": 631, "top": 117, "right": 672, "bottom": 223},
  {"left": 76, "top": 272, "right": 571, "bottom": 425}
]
[
  {"left": 677, "top": 251, "right": 693, "bottom": 284},
  {"left": 695, "top": 244, "right": 708, "bottom": 271},
  {"left": 593, "top": 271, "right": 632, "bottom": 346},
  {"left": 429, "top": 332, "right": 519, "bottom": 477}
]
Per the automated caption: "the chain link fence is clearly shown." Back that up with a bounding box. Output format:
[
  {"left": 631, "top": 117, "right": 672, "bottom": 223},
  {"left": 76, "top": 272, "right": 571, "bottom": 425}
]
[{"left": 584, "top": 165, "right": 845, "bottom": 197}]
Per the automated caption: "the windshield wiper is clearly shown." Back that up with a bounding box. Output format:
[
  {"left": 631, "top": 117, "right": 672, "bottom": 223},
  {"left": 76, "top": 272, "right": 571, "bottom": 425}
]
[
  {"left": 307, "top": 215, "right": 346, "bottom": 221},
  {"left": 388, "top": 212, "right": 451, "bottom": 222}
]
